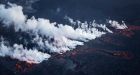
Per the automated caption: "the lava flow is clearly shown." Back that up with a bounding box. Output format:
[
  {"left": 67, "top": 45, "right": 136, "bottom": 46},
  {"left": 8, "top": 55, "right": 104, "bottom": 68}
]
[
  {"left": 15, "top": 62, "right": 35, "bottom": 72},
  {"left": 114, "top": 25, "right": 140, "bottom": 38}
]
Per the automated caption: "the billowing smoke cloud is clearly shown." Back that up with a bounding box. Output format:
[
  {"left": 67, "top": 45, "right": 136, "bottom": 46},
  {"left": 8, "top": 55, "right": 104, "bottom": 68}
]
[
  {"left": 0, "top": 40, "right": 51, "bottom": 64},
  {"left": 0, "top": 3, "right": 127, "bottom": 63}
]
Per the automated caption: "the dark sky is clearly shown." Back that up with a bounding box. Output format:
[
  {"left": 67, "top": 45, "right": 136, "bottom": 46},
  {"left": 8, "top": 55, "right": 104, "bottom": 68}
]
[
  {"left": 32, "top": 0, "right": 140, "bottom": 24},
  {"left": 1, "top": 0, "right": 140, "bottom": 24}
]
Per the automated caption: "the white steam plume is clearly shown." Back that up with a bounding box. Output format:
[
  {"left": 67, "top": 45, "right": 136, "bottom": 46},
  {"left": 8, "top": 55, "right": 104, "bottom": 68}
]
[
  {"left": 0, "top": 40, "right": 51, "bottom": 64},
  {"left": 0, "top": 3, "right": 107, "bottom": 53},
  {"left": 0, "top": 3, "right": 26, "bottom": 29},
  {"left": 108, "top": 20, "right": 128, "bottom": 29}
]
